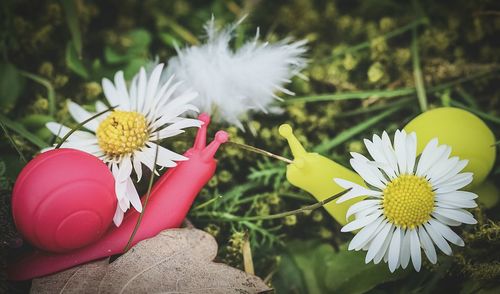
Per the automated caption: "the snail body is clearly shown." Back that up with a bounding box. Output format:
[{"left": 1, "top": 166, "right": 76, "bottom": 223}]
[
  {"left": 12, "top": 148, "right": 116, "bottom": 253},
  {"left": 9, "top": 114, "right": 228, "bottom": 281},
  {"left": 404, "top": 107, "right": 496, "bottom": 188}
]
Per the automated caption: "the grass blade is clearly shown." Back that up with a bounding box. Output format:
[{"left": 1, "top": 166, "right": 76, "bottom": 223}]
[
  {"left": 285, "top": 69, "right": 498, "bottom": 104},
  {"left": 19, "top": 71, "right": 56, "bottom": 116},
  {"left": 285, "top": 88, "right": 415, "bottom": 104},
  {"left": 124, "top": 134, "right": 160, "bottom": 252},
  {"left": 411, "top": 25, "right": 428, "bottom": 112},
  {"left": 450, "top": 101, "right": 500, "bottom": 125},
  {"left": 0, "top": 119, "right": 27, "bottom": 163},
  {"left": 61, "top": 0, "right": 83, "bottom": 58},
  {"left": 322, "top": 18, "right": 427, "bottom": 62},
  {"left": 314, "top": 106, "right": 401, "bottom": 153}
]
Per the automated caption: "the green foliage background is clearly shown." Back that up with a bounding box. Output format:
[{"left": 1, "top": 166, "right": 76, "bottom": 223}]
[{"left": 1, "top": 0, "right": 499, "bottom": 293}]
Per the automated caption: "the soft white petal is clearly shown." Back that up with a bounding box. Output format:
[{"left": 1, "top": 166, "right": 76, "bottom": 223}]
[
  {"left": 428, "top": 219, "right": 464, "bottom": 246},
  {"left": 346, "top": 199, "right": 381, "bottom": 220},
  {"left": 393, "top": 130, "right": 407, "bottom": 175},
  {"left": 67, "top": 101, "right": 99, "bottom": 131},
  {"left": 418, "top": 226, "right": 437, "bottom": 264},
  {"left": 150, "top": 128, "right": 185, "bottom": 140},
  {"left": 132, "top": 155, "right": 143, "bottom": 182},
  {"left": 436, "top": 191, "right": 478, "bottom": 201},
  {"left": 334, "top": 178, "right": 381, "bottom": 203},
  {"left": 381, "top": 131, "right": 399, "bottom": 177},
  {"left": 433, "top": 208, "right": 477, "bottom": 224},
  {"left": 400, "top": 229, "right": 412, "bottom": 269},
  {"left": 435, "top": 198, "right": 477, "bottom": 209},
  {"left": 341, "top": 211, "right": 382, "bottom": 232},
  {"left": 125, "top": 177, "right": 142, "bottom": 212},
  {"left": 405, "top": 132, "right": 417, "bottom": 174},
  {"left": 410, "top": 229, "right": 422, "bottom": 271},
  {"left": 95, "top": 101, "right": 108, "bottom": 113},
  {"left": 46, "top": 122, "right": 95, "bottom": 140},
  {"left": 365, "top": 222, "right": 392, "bottom": 263},
  {"left": 136, "top": 68, "right": 148, "bottom": 113},
  {"left": 114, "top": 71, "right": 130, "bottom": 110},
  {"left": 423, "top": 222, "right": 452, "bottom": 255},
  {"left": 431, "top": 212, "right": 462, "bottom": 227},
  {"left": 143, "top": 64, "right": 164, "bottom": 114},
  {"left": 415, "top": 138, "right": 438, "bottom": 176},
  {"left": 388, "top": 227, "right": 402, "bottom": 272},
  {"left": 435, "top": 173, "right": 473, "bottom": 193},
  {"left": 349, "top": 159, "right": 386, "bottom": 189},
  {"left": 373, "top": 225, "right": 395, "bottom": 264},
  {"left": 102, "top": 78, "right": 121, "bottom": 108},
  {"left": 113, "top": 206, "right": 124, "bottom": 226},
  {"left": 348, "top": 217, "right": 385, "bottom": 251},
  {"left": 432, "top": 159, "right": 468, "bottom": 187},
  {"left": 146, "top": 142, "right": 187, "bottom": 162},
  {"left": 117, "top": 155, "right": 133, "bottom": 182}
]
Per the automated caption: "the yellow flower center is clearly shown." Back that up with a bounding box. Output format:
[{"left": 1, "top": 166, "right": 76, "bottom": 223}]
[
  {"left": 382, "top": 174, "right": 435, "bottom": 229},
  {"left": 96, "top": 110, "right": 149, "bottom": 157}
]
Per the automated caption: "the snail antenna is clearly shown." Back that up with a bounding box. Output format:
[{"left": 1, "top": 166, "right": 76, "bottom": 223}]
[
  {"left": 194, "top": 113, "right": 210, "bottom": 150},
  {"left": 202, "top": 131, "right": 229, "bottom": 161},
  {"left": 279, "top": 124, "right": 307, "bottom": 159}
]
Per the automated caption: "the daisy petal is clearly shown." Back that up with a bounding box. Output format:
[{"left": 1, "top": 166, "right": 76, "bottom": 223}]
[
  {"left": 67, "top": 101, "right": 99, "bottom": 131},
  {"left": 410, "top": 229, "right": 422, "bottom": 272},
  {"left": 400, "top": 229, "right": 412, "bottom": 269},
  {"left": 428, "top": 219, "right": 464, "bottom": 246},
  {"left": 424, "top": 222, "right": 452, "bottom": 255},
  {"left": 365, "top": 222, "right": 392, "bottom": 263},
  {"left": 341, "top": 211, "right": 382, "bottom": 232},
  {"left": 388, "top": 227, "right": 402, "bottom": 272},
  {"left": 348, "top": 217, "right": 385, "bottom": 251},
  {"left": 346, "top": 199, "right": 381, "bottom": 220},
  {"left": 334, "top": 178, "right": 381, "bottom": 203},
  {"left": 434, "top": 208, "right": 477, "bottom": 225},
  {"left": 418, "top": 226, "right": 437, "bottom": 264}
]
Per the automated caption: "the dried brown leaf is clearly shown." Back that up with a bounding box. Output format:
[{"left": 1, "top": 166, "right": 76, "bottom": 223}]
[
  {"left": 31, "top": 228, "right": 271, "bottom": 294},
  {"left": 31, "top": 258, "right": 108, "bottom": 294}
]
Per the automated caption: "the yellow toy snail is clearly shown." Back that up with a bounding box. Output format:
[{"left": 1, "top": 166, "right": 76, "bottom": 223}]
[
  {"left": 404, "top": 107, "right": 496, "bottom": 188},
  {"left": 279, "top": 107, "right": 496, "bottom": 226}
]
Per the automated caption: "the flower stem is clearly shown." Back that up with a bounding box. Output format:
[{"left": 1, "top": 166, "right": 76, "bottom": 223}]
[
  {"left": 124, "top": 134, "right": 159, "bottom": 252},
  {"left": 193, "top": 188, "right": 351, "bottom": 222},
  {"left": 226, "top": 141, "right": 293, "bottom": 164}
]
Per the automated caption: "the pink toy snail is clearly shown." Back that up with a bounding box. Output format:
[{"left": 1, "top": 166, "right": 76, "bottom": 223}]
[{"left": 8, "top": 113, "right": 228, "bottom": 280}]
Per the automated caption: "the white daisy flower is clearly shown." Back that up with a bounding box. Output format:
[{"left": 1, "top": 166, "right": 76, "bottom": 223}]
[
  {"left": 334, "top": 130, "right": 478, "bottom": 272},
  {"left": 45, "top": 63, "right": 202, "bottom": 226},
  {"left": 164, "top": 17, "right": 307, "bottom": 129}
]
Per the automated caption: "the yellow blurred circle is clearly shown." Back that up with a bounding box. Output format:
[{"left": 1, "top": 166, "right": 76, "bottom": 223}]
[{"left": 404, "top": 107, "right": 496, "bottom": 188}]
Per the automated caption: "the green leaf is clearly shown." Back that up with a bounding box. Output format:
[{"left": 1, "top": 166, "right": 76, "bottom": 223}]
[
  {"left": 20, "top": 114, "right": 54, "bottom": 130},
  {"left": 323, "top": 245, "right": 408, "bottom": 294},
  {"left": 66, "top": 41, "right": 89, "bottom": 79},
  {"left": 127, "top": 29, "right": 152, "bottom": 52},
  {"left": 0, "top": 113, "right": 49, "bottom": 148},
  {"left": 158, "top": 32, "right": 181, "bottom": 49},
  {"left": 123, "top": 58, "right": 148, "bottom": 79},
  {"left": 61, "top": 0, "right": 82, "bottom": 58},
  {"left": 104, "top": 46, "right": 129, "bottom": 64},
  {"left": 0, "top": 62, "right": 24, "bottom": 112},
  {"left": 0, "top": 160, "right": 6, "bottom": 176},
  {"left": 20, "top": 71, "right": 56, "bottom": 116},
  {"left": 273, "top": 240, "right": 408, "bottom": 294}
]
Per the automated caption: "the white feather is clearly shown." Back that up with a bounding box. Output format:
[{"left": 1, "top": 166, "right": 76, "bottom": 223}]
[{"left": 164, "top": 17, "right": 307, "bottom": 128}]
